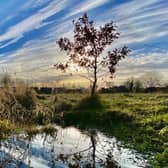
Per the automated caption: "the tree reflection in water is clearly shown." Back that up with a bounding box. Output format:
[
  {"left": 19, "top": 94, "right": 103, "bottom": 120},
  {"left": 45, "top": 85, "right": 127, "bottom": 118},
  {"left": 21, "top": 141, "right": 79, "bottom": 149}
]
[{"left": 0, "top": 126, "right": 147, "bottom": 168}]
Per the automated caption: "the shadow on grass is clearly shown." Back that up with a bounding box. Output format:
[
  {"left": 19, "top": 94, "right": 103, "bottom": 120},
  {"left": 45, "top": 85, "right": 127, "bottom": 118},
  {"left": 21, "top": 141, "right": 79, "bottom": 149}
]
[
  {"left": 63, "top": 95, "right": 106, "bottom": 125},
  {"left": 75, "top": 95, "right": 104, "bottom": 111}
]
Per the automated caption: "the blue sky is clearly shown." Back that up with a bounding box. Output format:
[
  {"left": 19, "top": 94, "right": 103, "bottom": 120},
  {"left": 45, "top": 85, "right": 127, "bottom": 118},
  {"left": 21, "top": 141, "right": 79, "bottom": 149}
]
[{"left": 0, "top": 0, "right": 168, "bottom": 85}]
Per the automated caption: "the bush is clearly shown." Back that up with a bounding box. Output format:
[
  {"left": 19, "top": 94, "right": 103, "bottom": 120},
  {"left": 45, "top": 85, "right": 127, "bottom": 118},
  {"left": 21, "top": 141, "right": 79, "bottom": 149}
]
[
  {"left": 40, "top": 125, "right": 57, "bottom": 137},
  {"left": 0, "top": 120, "right": 15, "bottom": 139},
  {"left": 53, "top": 101, "right": 72, "bottom": 113},
  {"left": 15, "top": 88, "right": 36, "bottom": 110},
  {"left": 0, "top": 81, "right": 37, "bottom": 123},
  {"left": 25, "top": 127, "right": 40, "bottom": 140},
  {"left": 35, "top": 112, "right": 46, "bottom": 125}
]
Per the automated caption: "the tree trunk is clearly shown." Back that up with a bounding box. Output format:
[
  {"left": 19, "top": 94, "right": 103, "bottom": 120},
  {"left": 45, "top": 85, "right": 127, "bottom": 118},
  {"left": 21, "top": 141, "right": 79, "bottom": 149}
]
[
  {"left": 91, "top": 65, "right": 97, "bottom": 96},
  {"left": 91, "top": 78, "right": 97, "bottom": 96},
  {"left": 91, "top": 46, "right": 98, "bottom": 97}
]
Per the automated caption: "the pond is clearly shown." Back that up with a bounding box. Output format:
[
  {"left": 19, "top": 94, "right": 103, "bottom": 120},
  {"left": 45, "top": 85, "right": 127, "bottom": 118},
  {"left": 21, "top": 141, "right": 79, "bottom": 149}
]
[{"left": 0, "top": 126, "right": 149, "bottom": 168}]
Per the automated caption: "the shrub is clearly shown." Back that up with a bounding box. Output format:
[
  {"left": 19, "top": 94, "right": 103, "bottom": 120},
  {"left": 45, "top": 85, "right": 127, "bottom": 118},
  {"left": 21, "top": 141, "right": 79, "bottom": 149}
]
[
  {"left": 0, "top": 80, "right": 37, "bottom": 123},
  {"left": 53, "top": 101, "right": 72, "bottom": 113},
  {"left": 0, "top": 120, "right": 15, "bottom": 139},
  {"left": 40, "top": 125, "right": 57, "bottom": 137},
  {"left": 35, "top": 112, "right": 46, "bottom": 125},
  {"left": 15, "top": 88, "right": 36, "bottom": 110},
  {"left": 25, "top": 127, "right": 40, "bottom": 140}
]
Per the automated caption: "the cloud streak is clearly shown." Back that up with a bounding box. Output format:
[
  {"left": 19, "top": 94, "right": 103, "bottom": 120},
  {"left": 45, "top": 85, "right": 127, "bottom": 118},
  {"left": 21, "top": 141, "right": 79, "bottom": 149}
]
[
  {"left": 65, "top": 0, "right": 110, "bottom": 18},
  {"left": 0, "top": 0, "right": 68, "bottom": 47}
]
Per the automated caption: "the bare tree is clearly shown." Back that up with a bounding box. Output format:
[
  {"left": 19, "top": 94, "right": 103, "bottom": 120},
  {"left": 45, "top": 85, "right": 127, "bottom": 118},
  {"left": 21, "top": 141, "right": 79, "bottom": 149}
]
[
  {"left": 124, "top": 78, "right": 143, "bottom": 92},
  {"left": 140, "top": 72, "right": 162, "bottom": 88},
  {"left": 55, "top": 13, "right": 130, "bottom": 96}
]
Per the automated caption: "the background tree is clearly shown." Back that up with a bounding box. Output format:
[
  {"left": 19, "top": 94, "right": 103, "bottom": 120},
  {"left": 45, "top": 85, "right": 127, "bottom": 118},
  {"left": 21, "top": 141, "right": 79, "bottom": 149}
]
[
  {"left": 55, "top": 13, "right": 130, "bottom": 96},
  {"left": 140, "top": 72, "right": 162, "bottom": 88},
  {"left": 0, "top": 73, "right": 13, "bottom": 88},
  {"left": 124, "top": 78, "right": 143, "bottom": 92}
]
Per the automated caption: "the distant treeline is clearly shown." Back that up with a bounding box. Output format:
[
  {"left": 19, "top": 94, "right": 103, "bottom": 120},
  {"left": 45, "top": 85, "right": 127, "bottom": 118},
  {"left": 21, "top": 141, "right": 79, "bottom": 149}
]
[
  {"left": 33, "top": 87, "right": 87, "bottom": 94},
  {"left": 0, "top": 72, "right": 167, "bottom": 94},
  {"left": 100, "top": 86, "right": 168, "bottom": 93},
  {"left": 31, "top": 86, "right": 168, "bottom": 94}
]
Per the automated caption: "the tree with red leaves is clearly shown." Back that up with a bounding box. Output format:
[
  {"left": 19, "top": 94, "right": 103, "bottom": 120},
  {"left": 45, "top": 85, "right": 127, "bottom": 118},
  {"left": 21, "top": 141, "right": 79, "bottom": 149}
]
[{"left": 55, "top": 13, "right": 130, "bottom": 96}]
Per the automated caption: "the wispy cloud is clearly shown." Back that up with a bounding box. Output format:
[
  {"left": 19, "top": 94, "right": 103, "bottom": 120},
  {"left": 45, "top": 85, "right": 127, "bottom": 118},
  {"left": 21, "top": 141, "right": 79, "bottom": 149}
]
[
  {"left": 21, "top": 0, "right": 51, "bottom": 9},
  {"left": 111, "top": 0, "right": 161, "bottom": 18},
  {"left": 0, "top": 0, "right": 68, "bottom": 47},
  {"left": 100, "top": 0, "right": 168, "bottom": 47},
  {"left": 114, "top": 51, "right": 168, "bottom": 84},
  {"left": 65, "top": 0, "right": 110, "bottom": 18}
]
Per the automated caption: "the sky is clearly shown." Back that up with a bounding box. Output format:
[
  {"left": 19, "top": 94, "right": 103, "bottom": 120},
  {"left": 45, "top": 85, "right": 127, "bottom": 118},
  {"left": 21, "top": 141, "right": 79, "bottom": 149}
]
[{"left": 0, "top": 0, "right": 168, "bottom": 86}]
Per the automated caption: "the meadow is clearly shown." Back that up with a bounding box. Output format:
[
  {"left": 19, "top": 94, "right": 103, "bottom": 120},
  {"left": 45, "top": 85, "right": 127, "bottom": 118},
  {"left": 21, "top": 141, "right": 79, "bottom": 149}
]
[
  {"left": 34, "top": 92, "right": 168, "bottom": 167},
  {"left": 0, "top": 90, "right": 168, "bottom": 167}
]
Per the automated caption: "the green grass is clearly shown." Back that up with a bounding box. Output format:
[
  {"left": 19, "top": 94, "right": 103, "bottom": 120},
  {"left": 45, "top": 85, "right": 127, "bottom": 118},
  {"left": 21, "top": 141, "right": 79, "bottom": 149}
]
[
  {"left": 1, "top": 92, "right": 168, "bottom": 166},
  {"left": 47, "top": 93, "right": 168, "bottom": 166}
]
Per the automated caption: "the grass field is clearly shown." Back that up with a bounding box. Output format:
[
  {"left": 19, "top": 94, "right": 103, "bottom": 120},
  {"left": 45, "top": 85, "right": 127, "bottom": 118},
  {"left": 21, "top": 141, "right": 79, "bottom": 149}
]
[
  {"left": 40, "top": 93, "right": 168, "bottom": 167},
  {"left": 1, "top": 92, "right": 168, "bottom": 166}
]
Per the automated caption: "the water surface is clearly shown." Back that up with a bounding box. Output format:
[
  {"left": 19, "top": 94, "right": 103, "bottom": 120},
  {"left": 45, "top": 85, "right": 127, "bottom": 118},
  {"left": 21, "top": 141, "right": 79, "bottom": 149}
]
[{"left": 0, "top": 126, "right": 149, "bottom": 168}]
